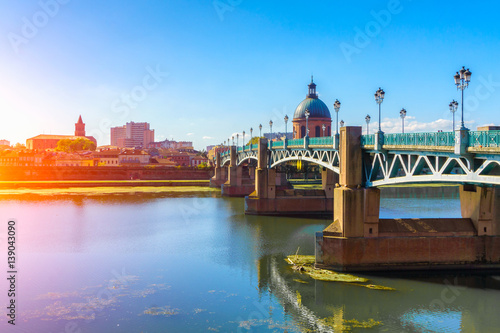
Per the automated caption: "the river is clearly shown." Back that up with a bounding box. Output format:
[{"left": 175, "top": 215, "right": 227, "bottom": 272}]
[{"left": 0, "top": 187, "right": 499, "bottom": 332}]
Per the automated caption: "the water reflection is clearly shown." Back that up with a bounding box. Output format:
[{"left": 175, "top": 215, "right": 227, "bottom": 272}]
[{"left": 1, "top": 188, "right": 500, "bottom": 332}]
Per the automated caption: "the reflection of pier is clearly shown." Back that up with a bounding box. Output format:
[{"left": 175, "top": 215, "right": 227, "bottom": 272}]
[{"left": 258, "top": 255, "right": 500, "bottom": 332}]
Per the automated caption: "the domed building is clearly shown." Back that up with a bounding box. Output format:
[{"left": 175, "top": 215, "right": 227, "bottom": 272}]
[{"left": 292, "top": 77, "right": 332, "bottom": 139}]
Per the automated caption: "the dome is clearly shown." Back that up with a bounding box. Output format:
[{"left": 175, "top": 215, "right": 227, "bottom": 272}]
[
  {"left": 293, "top": 98, "right": 331, "bottom": 119},
  {"left": 293, "top": 77, "right": 331, "bottom": 119}
]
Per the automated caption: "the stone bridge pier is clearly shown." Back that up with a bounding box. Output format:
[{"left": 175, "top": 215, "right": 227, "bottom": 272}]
[
  {"left": 245, "top": 138, "right": 337, "bottom": 216},
  {"left": 221, "top": 146, "right": 256, "bottom": 197},
  {"left": 209, "top": 151, "right": 227, "bottom": 188},
  {"left": 317, "top": 126, "right": 500, "bottom": 272}
]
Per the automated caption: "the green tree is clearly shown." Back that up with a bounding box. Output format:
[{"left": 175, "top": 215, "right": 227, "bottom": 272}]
[
  {"left": 245, "top": 137, "right": 264, "bottom": 146},
  {"left": 56, "top": 138, "right": 96, "bottom": 152}
]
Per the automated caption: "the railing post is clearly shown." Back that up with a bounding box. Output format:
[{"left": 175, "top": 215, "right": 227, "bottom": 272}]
[
  {"left": 333, "top": 133, "right": 339, "bottom": 150},
  {"left": 284, "top": 138, "right": 287, "bottom": 150},
  {"left": 374, "top": 131, "right": 384, "bottom": 151},
  {"left": 304, "top": 136, "right": 309, "bottom": 150},
  {"left": 454, "top": 128, "right": 469, "bottom": 155}
]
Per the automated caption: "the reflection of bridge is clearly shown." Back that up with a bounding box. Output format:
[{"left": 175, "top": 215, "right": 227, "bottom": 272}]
[{"left": 212, "top": 127, "right": 500, "bottom": 271}]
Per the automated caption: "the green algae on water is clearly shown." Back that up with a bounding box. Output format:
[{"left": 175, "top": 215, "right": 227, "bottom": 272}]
[
  {"left": 286, "top": 255, "right": 369, "bottom": 283},
  {"left": 286, "top": 255, "right": 396, "bottom": 290}
]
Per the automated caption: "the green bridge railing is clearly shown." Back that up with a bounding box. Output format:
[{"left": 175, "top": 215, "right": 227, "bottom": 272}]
[
  {"left": 287, "top": 138, "right": 304, "bottom": 146},
  {"left": 383, "top": 132, "right": 455, "bottom": 147},
  {"left": 361, "top": 134, "right": 375, "bottom": 146},
  {"left": 309, "top": 136, "right": 333, "bottom": 145},
  {"left": 469, "top": 130, "right": 500, "bottom": 147}
]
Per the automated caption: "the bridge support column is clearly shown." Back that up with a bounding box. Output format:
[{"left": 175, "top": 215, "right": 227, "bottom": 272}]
[
  {"left": 222, "top": 146, "right": 255, "bottom": 197},
  {"left": 246, "top": 138, "right": 332, "bottom": 216},
  {"left": 321, "top": 168, "right": 338, "bottom": 199},
  {"left": 210, "top": 152, "right": 227, "bottom": 188},
  {"left": 460, "top": 185, "right": 500, "bottom": 236},
  {"left": 323, "top": 126, "right": 380, "bottom": 237}
]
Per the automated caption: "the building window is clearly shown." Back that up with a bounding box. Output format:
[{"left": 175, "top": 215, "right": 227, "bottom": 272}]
[
  {"left": 315, "top": 126, "right": 320, "bottom": 137},
  {"left": 301, "top": 126, "right": 305, "bottom": 138}
]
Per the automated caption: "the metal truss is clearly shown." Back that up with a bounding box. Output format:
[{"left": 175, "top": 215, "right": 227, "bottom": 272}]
[
  {"left": 363, "top": 150, "right": 500, "bottom": 187},
  {"left": 269, "top": 148, "right": 340, "bottom": 173},
  {"left": 237, "top": 150, "right": 258, "bottom": 166},
  {"left": 221, "top": 150, "right": 258, "bottom": 166}
]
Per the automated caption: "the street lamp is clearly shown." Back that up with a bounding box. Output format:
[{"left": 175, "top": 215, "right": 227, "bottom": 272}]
[
  {"left": 269, "top": 120, "right": 273, "bottom": 140},
  {"left": 340, "top": 120, "right": 345, "bottom": 128},
  {"left": 365, "top": 115, "right": 371, "bottom": 135},
  {"left": 284, "top": 115, "right": 289, "bottom": 139},
  {"left": 259, "top": 124, "right": 262, "bottom": 137},
  {"left": 236, "top": 133, "right": 239, "bottom": 146},
  {"left": 374, "top": 88, "right": 385, "bottom": 132},
  {"left": 322, "top": 124, "right": 326, "bottom": 137},
  {"left": 454, "top": 66, "right": 471, "bottom": 130},
  {"left": 449, "top": 100, "right": 458, "bottom": 131},
  {"left": 242, "top": 131, "right": 245, "bottom": 147},
  {"left": 334, "top": 99, "right": 341, "bottom": 135},
  {"left": 400, "top": 108, "right": 407, "bottom": 134},
  {"left": 305, "top": 109, "right": 310, "bottom": 137},
  {"left": 232, "top": 136, "right": 234, "bottom": 146},
  {"left": 250, "top": 127, "right": 253, "bottom": 144}
]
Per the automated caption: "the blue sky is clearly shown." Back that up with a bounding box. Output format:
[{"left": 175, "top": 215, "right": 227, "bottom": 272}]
[{"left": 1, "top": 0, "right": 499, "bottom": 149}]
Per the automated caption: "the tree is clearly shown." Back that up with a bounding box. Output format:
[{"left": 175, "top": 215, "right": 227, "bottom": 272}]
[
  {"left": 56, "top": 138, "right": 96, "bottom": 152},
  {"left": 245, "top": 137, "right": 264, "bottom": 146},
  {"left": 13, "top": 143, "right": 25, "bottom": 149}
]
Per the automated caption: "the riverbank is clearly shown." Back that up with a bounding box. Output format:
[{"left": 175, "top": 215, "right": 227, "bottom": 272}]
[{"left": 0, "top": 180, "right": 210, "bottom": 189}]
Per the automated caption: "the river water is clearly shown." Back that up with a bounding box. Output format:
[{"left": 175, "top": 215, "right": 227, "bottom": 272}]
[{"left": 0, "top": 187, "right": 499, "bottom": 332}]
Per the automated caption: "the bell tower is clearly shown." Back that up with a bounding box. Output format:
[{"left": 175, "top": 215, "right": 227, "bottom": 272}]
[{"left": 75, "top": 115, "right": 85, "bottom": 136}]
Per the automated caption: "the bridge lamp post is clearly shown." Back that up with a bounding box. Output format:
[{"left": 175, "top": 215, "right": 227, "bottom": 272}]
[
  {"left": 374, "top": 88, "right": 385, "bottom": 132},
  {"left": 400, "top": 108, "right": 407, "bottom": 134},
  {"left": 232, "top": 136, "right": 234, "bottom": 146},
  {"left": 259, "top": 124, "right": 262, "bottom": 137},
  {"left": 236, "top": 133, "right": 239, "bottom": 147},
  {"left": 334, "top": 99, "right": 341, "bottom": 134},
  {"left": 365, "top": 115, "right": 371, "bottom": 135},
  {"left": 449, "top": 100, "right": 458, "bottom": 131},
  {"left": 284, "top": 115, "right": 289, "bottom": 139},
  {"left": 322, "top": 124, "right": 326, "bottom": 137},
  {"left": 250, "top": 127, "right": 253, "bottom": 144},
  {"left": 454, "top": 67, "right": 471, "bottom": 130},
  {"left": 269, "top": 120, "right": 273, "bottom": 148},
  {"left": 374, "top": 88, "right": 385, "bottom": 150},
  {"left": 305, "top": 109, "right": 310, "bottom": 137},
  {"left": 242, "top": 131, "right": 245, "bottom": 148}
]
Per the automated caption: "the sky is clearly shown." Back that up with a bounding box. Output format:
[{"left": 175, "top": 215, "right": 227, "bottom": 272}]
[{"left": 0, "top": 0, "right": 499, "bottom": 150}]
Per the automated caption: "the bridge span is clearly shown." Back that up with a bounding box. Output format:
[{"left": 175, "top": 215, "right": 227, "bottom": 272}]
[{"left": 211, "top": 127, "right": 500, "bottom": 271}]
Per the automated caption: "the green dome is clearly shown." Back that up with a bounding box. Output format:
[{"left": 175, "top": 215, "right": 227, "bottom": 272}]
[
  {"left": 293, "top": 98, "right": 331, "bottom": 119},
  {"left": 293, "top": 77, "right": 331, "bottom": 119}
]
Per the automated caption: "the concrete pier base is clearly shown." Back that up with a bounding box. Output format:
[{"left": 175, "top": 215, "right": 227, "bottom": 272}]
[
  {"left": 222, "top": 182, "right": 255, "bottom": 197},
  {"left": 245, "top": 190, "right": 333, "bottom": 217},
  {"left": 316, "top": 232, "right": 500, "bottom": 272}
]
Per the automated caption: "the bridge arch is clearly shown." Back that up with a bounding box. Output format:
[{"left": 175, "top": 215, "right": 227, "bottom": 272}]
[{"left": 269, "top": 149, "right": 340, "bottom": 174}]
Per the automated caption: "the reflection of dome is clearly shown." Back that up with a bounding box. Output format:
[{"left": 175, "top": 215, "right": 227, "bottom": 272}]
[{"left": 293, "top": 77, "right": 331, "bottom": 119}]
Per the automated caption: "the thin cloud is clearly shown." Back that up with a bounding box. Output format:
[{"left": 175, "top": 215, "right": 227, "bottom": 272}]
[{"left": 202, "top": 136, "right": 214, "bottom": 140}]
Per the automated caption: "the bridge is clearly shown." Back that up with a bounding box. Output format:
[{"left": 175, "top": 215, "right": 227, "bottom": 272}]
[
  {"left": 211, "top": 127, "right": 500, "bottom": 271},
  {"left": 219, "top": 129, "right": 500, "bottom": 187}
]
